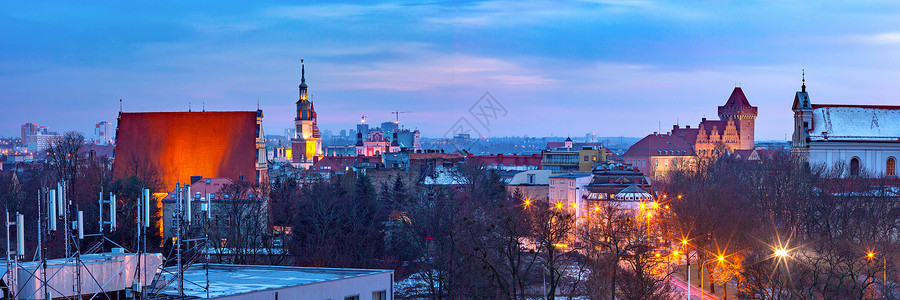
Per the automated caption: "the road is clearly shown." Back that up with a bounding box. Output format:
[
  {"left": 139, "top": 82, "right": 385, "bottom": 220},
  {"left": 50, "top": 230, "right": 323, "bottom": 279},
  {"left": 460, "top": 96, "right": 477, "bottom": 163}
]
[{"left": 669, "top": 276, "right": 721, "bottom": 300}]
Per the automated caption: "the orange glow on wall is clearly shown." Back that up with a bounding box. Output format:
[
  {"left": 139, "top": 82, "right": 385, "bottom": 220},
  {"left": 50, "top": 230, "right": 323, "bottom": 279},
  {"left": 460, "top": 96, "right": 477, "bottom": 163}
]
[
  {"left": 112, "top": 112, "right": 258, "bottom": 190},
  {"left": 305, "top": 140, "right": 318, "bottom": 158}
]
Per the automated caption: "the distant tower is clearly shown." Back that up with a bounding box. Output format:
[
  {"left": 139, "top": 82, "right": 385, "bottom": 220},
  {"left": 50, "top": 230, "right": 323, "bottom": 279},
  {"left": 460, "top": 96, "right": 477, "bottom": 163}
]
[
  {"left": 717, "top": 87, "right": 758, "bottom": 150},
  {"left": 791, "top": 71, "right": 813, "bottom": 160},
  {"left": 291, "top": 59, "right": 323, "bottom": 164},
  {"left": 256, "top": 108, "right": 269, "bottom": 185}
]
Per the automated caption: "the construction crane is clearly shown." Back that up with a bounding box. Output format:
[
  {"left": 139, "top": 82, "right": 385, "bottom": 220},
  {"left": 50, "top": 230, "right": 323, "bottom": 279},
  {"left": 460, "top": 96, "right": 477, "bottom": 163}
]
[{"left": 391, "top": 110, "right": 413, "bottom": 125}]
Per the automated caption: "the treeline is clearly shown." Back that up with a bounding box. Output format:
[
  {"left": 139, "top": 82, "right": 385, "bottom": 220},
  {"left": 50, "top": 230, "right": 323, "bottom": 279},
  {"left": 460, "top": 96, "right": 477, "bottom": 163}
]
[
  {"left": 0, "top": 132, "right": 165, "bottom": 259},
  {"left": 663, "top": 151, "right": 899, "bottom": 298},
  {"left": 271, "top": 163, "right": 678, "bottom": 299}
]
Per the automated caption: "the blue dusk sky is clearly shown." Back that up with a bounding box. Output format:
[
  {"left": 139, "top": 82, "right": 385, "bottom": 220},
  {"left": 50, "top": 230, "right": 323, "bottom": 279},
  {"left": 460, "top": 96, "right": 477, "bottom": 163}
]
[{"left": 4, "top": 1, "right": 900, "bottom": 140}]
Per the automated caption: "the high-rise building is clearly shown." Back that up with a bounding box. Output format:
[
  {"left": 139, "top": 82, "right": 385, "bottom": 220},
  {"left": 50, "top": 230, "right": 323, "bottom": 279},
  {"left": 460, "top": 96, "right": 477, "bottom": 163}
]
[
  {"left": 291, "top": 60, "right": 323, "bottom": 165},
  {"left": 95, "top": 121, "right": 111, "bottom": 144},
  {"left": 20, "top": 122, "right": 37, "bottom": 141}
]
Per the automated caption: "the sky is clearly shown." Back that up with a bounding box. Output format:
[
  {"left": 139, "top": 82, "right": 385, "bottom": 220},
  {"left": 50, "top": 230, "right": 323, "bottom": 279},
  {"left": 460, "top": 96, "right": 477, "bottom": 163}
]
[{"left": 4, "top": 1, "right": 900, "bottom": 141}]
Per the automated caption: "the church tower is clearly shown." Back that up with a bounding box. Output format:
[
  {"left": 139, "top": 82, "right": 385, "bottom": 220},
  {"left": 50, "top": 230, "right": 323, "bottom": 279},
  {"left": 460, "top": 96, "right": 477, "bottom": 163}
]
[
  {"left": 291, "top": 59, "right": 322, "bottom": 165},
  {"left": 791, "top": 71, "right": 813, "bottom": 160},
  {"left": 717, "top": 87, "right": 758, "bottom": 150},
  {"left": 256, "top": 107, "right": 269, "bottom": 186}
]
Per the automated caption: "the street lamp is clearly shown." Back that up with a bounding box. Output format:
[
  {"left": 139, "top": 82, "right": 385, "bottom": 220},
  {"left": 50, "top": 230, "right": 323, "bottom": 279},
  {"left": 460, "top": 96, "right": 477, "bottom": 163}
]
[
  {"left": 867, "top": 251, "right": 887, "bottom": 299},
  {"left": 774, "top": 248, "right": 788, "bottom": 258},
  {"left": 699, "top": 255, "right": 727, "bottom": 300},
  {"left": 680, "top": 239, "right": 692, "bottom": 300}
]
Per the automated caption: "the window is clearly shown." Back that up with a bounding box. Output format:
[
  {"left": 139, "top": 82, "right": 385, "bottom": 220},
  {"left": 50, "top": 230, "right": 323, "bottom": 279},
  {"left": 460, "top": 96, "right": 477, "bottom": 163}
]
[
  {"left": 527, "top": 174, "right": 535, "bottom": 184},
  {"left": 888, "top": 157, "right": 896, "bottom": 176},
  {"left": 584, "top": 155, "right": 589, "bottom": 161},
  {"left": 850, "top": 157, "right": 860, "bottom": 177},
  {"left": 373, "top": 291, "right": 387, "bottom": 300},
  {"left": 345, "top": 296, "right": 360, "bottom": 300},
  {"left": 654, "top": 159, "right": 658, "bottom": 166}
]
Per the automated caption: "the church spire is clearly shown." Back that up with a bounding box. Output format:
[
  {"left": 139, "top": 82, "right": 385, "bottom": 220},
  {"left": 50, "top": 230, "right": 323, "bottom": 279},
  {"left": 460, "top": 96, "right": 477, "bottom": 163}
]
[
  {"left": 299, "top": 59, "right": 308, "bottom": 101},
  {"left": 801, "top": 69, "right": 806, "bottom": 92}
]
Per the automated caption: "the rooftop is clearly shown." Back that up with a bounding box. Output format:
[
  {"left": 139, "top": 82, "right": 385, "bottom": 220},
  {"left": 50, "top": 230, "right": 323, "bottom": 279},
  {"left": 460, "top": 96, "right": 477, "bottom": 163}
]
[
  {"left": 809, "top": 106, "right": 900, "bottom": 141},
  {"left": 158, "top": 264, "right": 391, "bottom": 299}
]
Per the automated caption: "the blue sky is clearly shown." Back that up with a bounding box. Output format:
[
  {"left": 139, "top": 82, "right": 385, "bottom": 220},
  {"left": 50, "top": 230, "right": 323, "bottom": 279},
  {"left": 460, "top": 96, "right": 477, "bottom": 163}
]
[{"left": 4, "top": 1, "right": 900, "bottom": 140}]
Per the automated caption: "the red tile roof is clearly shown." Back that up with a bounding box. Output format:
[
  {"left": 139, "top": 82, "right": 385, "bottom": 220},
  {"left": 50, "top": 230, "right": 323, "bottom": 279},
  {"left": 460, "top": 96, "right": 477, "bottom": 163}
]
[
  {"left": 723, "top": 87, "right": 752, "bottom": 107},
  {"left": 409, "top": 152, "right": 462, "bottom": 160},
  {"left": 622, "top": 133, "right": 695, "bottom": 158},
  {"left": 467, "top": 154, "right": 542, "bottom": 166},
  {"left": 112, "top": 111, "right": 258, "bottom": 190}
]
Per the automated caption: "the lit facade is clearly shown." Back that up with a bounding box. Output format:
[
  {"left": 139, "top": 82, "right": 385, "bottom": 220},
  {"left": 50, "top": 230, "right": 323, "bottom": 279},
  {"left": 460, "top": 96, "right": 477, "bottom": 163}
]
[{"left": 291, "top": 60, "right": 323, "bottom": 166}]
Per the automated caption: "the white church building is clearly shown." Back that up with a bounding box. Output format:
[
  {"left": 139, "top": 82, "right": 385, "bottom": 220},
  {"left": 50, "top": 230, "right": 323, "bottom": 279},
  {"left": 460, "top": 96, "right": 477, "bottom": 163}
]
[{"left": 791, "top": 76, "right": 900, "bottom": 177}]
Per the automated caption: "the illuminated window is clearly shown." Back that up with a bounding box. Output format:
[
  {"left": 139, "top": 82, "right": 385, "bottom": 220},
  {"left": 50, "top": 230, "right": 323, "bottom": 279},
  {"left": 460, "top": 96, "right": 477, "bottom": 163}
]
[
  {"left": 888, "top": 157, "right": 896, "bottom": 176},
  {"left": 850, "top": 157, "right": 860, "bottom": 177}
]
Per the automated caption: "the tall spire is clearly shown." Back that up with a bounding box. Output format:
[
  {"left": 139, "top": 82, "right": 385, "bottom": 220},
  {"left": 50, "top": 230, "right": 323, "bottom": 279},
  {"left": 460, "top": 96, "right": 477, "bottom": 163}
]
[
  {"left": 801, "top": 69, "right": 806, "bottom": 92},
  {"left": 298, "top": 59, "right": 308, "bottom": 101},
  {"left": 300, "top": 59, "right": 307, "bottom": 88}
]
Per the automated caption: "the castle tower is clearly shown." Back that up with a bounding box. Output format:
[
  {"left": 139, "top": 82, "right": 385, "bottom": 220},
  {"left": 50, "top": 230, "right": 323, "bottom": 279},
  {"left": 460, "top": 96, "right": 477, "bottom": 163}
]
[
  {"left": 291, "top": 59, "right": 322, "bottom": 164},
  {"left": 717, "top": 87, "right": 758, "bottom": 150},
  {"left": 791, "top": 71, "right": 813, "bottom": 160}
]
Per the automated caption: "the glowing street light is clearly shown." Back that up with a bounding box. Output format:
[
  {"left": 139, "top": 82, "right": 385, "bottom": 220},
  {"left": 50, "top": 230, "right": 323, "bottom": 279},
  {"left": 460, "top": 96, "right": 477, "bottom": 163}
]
[{"left": 775, "top": 248, "right": 788, "bottom": 258}]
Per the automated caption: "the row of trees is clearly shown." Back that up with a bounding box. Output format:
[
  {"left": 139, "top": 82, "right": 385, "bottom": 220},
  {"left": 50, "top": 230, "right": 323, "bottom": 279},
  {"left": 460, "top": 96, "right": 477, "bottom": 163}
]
[
  {"left": 266, "top": 162, "right": 680, "bottom": 299},
  {"left": 663, "top": 152, "right": 899, "bottom": 299}
]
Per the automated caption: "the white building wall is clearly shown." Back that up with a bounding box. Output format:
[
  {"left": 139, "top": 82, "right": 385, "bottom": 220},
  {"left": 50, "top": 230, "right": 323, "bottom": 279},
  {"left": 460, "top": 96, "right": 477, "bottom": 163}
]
[{"left": 808, "top": 141, "right": 900, "bottom": 176}]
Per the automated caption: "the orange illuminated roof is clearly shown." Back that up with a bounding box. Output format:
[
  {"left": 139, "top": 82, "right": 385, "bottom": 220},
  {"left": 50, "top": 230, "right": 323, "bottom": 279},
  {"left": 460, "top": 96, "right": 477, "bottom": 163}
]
[{"left": 112, "top": 111, "right": 257, "bottom": 191}]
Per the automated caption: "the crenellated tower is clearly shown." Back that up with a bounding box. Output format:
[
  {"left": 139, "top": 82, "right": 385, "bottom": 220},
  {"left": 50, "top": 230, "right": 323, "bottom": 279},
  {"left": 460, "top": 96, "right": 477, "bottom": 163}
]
[{"left": 718, "top": 87, "right": 758, "bottom": 150}]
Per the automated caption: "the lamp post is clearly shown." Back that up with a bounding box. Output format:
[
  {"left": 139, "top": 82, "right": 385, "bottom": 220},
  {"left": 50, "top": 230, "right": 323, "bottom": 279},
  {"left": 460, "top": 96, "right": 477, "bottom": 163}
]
[
  {"left": 681, "top": 239, "right": 691, "bottom": 300},
  {"left": 868, "top": 251, "right": 887, "bottom": 299},
  {"left": 699, "top": 255, "right": 726, "bottom": 300}
]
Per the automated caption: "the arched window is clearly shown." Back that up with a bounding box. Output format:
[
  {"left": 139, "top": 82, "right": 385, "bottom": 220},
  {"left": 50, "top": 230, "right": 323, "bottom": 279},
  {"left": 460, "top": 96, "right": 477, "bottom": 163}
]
[
  {"left": 888, "top": 157, "right": 896, "bottom": 176},
  {"left": 850, "top": 157, "right": 860, "bottom": 177}
]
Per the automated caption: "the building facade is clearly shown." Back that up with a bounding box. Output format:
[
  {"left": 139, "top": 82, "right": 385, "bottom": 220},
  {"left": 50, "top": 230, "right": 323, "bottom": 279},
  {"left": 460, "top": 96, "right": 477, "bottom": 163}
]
[
  {"left": 624, "top": 87, "right": 757, "bottom": 179},
  {"left": 791, "top": 77, "right": 900, "bottom": 177},
  {"left": 541, "top": 138, "right": 607, "bottom": 173}
]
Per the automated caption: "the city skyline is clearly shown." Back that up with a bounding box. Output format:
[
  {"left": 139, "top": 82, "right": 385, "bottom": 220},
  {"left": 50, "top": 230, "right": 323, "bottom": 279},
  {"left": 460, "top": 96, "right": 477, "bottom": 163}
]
[{"left": 5, "top": 1, "right": 900, "bottom": 139}]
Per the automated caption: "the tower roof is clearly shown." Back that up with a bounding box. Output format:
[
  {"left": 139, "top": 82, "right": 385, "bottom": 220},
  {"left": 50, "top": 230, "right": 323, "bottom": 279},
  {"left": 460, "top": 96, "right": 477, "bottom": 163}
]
[
  {"left": 724, "top": 87, "right": 751, "bottom": 107},
  {"left": 299, "top": 59, "right": 308, "bottom": 89}
]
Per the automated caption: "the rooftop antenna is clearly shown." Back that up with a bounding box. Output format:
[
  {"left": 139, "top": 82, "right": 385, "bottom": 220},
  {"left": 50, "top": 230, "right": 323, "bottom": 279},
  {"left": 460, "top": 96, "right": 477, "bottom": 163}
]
[
  {"left": 257, "top": 98, "right": 260, "bottom": 110},
  {"left": 202, "top": 102, "right": 206, "bottom": 112},
  {"left": 189, "top": 101, "right": 192, "bottom": 112},
  {"left": 119, "top": 99, "right": 123, "bottom": 113}
]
